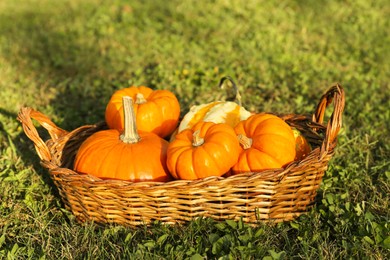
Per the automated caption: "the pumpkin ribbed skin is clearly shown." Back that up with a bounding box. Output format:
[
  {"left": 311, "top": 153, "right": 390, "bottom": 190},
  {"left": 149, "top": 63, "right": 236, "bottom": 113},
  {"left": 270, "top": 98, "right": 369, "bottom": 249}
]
[
  {"left": 233, "top": 113, "right": 296, "bottom": 174},
  {"left": 74, "top": 129, "right": 170, "bottom": 182},
  {"left": 105, "top": 86, "right": 180, "bottom": 138},
  {"left": 167, "top": 121, "right": 240, "bottom": 180},
  {"left": 292, "top": 128, "right": 312, "bottom": 160},
  {"left": 177, "top": 101, "right": 252, "bottom": 133},
  {"left": 75, "top": 96, "right": 171, "bottom": 182}
]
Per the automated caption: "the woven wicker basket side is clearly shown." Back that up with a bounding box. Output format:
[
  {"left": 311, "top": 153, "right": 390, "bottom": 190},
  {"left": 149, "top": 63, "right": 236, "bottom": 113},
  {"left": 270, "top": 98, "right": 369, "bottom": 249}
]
[{"left": 17, "top": 84, "right": 345, "bottom": 226}]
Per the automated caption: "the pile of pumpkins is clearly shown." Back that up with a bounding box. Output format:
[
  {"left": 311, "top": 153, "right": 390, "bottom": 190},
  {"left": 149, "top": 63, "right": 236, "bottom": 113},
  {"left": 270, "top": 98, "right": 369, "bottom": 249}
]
[{"left": 74, "top": 78, "right": 311, "bottom": 182}]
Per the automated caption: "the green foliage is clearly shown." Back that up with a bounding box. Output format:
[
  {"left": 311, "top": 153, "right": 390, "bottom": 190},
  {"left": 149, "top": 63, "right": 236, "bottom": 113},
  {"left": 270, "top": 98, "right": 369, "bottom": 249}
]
[{"left": 0, "top": 0, "right": 389, "bottom": 259}]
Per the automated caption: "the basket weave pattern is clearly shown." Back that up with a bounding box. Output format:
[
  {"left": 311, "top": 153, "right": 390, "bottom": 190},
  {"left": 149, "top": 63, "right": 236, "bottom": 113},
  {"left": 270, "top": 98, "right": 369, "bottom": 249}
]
[{"left": 18, "top": 84, "right": 345, "bottom": 226}]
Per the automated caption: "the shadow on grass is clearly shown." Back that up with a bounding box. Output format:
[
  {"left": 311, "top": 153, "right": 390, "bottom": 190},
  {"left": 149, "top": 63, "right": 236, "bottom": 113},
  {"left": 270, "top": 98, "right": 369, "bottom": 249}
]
[
  {"left": 0, "top": 4, "right": 119, "bottom": 212},
  {"left": 0, "top": 108, "right": 60, "bottom": 199},
  {"left": 1, "top": 2, "right": 125, "bottom": 128}
]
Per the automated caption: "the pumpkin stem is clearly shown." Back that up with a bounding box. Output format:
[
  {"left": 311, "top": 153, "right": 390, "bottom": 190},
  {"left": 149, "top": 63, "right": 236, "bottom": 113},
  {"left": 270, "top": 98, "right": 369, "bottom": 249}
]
[
  {"left": 120, "top": 96, "right": 141, "bottom": 144},
  {"left": 192, "top": 130, "right": 205, "bottom": 147},
  {"left": 219, "top": 76, "right": 242, "bottom": 106},
  {"left": 237, "top": 134, "right": 252, "bottom": 149},
  {"left": 135, "top": 93, "right": 147, "bottom": 104}
]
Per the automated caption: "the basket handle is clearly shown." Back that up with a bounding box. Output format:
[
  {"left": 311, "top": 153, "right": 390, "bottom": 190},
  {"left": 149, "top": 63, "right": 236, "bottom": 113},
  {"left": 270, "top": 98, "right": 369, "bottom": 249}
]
[
  {"left": 312, "top": 83, "right": 345, "bottom": 154},
  {"left": 17, "top": 107, "right": 68, "bottom": 162}
]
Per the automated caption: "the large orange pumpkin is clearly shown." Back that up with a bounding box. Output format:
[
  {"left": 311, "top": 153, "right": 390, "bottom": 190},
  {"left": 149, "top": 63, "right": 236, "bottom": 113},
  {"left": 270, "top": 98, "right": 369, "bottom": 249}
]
[
  {"left": 167, "top": 121, "right": 240, "bottom": 180},
  {"left": 74, "top": 96, "right": 171, "bottom": 182},
  {"left": 232, "top": 113, "right": 296, "bottom": 174},
  {"left": 105, "top": 86, "right": 180, "bottom": 138}
]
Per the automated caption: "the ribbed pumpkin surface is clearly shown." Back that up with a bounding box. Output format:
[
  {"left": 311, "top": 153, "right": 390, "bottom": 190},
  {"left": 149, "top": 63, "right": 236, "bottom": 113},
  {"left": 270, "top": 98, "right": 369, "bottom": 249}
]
[
  {"left": 178, "top": 101, "right": 252, "bottom": 133},
  {"left": 233, "top": 113, "right": 296, "bottom": 174}
]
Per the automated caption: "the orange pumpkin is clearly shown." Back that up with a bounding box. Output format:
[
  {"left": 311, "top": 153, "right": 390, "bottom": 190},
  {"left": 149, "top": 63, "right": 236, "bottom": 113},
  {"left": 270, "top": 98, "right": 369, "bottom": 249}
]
[
  {"left": 292, "top": 128, "right": 312, "bottom": 160},
  {"left": 74, "top": 96, "right": 171, "bottom": 182},
  {"left": 232, "top": 113, "right": 296, "bottom": 174},
  {"left": 167, "top": 121, "right": 240, "bottom": 180},
  {"left": 105, "top": 86, "right": 180, "bottom": 138}
]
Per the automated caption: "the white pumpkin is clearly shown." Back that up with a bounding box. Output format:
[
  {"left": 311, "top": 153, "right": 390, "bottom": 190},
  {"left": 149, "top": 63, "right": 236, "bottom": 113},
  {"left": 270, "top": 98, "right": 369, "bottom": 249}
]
[
  {"left": 177, "top": 101, "right": 252, "bottom": 133},
  {"left": 169, "top": 76, "right": 253, "bottom": 142}
]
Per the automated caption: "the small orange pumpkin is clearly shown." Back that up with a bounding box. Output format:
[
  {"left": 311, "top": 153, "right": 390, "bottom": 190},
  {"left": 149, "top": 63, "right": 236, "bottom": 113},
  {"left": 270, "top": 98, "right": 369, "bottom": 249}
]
[
  {"left": 105, "top": 86, "right": 180, "bottom": 138},
  {"left": 232, "top": 113, "right": 296, "bottom": 174},
  {"left": 167, "top": 121, "right": 240, "bottom": 180},
  {"left": 74, "top": 96, "right": 171, "bottom": 182},
  {"left": 292, "top": 128, "right": 312, "bottom": 160}
]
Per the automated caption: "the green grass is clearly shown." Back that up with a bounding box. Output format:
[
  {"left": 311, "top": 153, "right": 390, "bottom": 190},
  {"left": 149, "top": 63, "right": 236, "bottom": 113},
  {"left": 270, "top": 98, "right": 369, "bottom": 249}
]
[{"left": 1, "top": 0, "right": 389, "bottom": 258}]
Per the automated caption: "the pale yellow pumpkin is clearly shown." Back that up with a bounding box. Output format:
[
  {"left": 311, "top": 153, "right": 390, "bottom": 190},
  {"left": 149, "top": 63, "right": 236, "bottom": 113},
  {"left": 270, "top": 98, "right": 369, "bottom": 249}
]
[
  {"left": 176, "top": 77, "right": 252, "bottom": 135},
  {"left": 177, "top": 101, "right": 252, "bottom": 132}
]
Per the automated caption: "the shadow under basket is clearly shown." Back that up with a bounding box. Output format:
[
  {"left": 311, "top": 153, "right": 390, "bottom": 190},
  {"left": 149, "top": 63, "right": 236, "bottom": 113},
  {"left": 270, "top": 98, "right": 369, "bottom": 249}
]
[{"left": 18, "top": 84, "right": 345, "bottom": 226}]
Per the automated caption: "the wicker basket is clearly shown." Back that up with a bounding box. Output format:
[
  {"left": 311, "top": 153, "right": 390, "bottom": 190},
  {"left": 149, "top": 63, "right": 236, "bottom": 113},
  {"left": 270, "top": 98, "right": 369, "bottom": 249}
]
[{"left": 18, "top": 84, "right": 345, "bottom": 226}]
